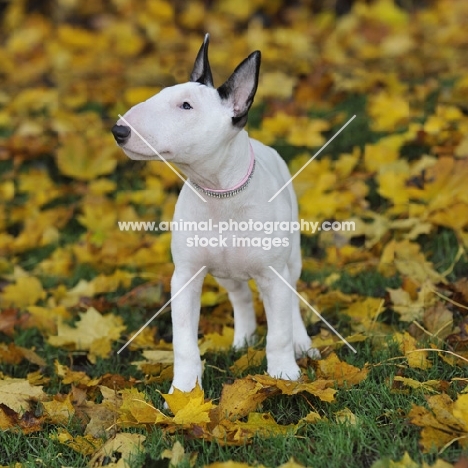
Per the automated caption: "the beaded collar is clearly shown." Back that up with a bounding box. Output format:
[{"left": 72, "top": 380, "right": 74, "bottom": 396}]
[{"left": 189, "top": 144, "right": 255, "bottom": 198}]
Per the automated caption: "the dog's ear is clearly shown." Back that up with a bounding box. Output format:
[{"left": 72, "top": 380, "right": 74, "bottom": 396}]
[
  {"left": 190, "top": 33, "right": 214, "bottom": 87},
  {"left": 217, "top": 51, "right": 261, "bottom": 127}
]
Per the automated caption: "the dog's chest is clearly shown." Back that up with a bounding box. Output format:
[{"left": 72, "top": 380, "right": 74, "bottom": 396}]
[{"left": 172, "top": 200, "right": 279, "bottom": 281}]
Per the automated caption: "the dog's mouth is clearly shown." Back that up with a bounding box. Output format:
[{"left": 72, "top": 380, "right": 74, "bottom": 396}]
[{"left": 124, "top": 148, "right": 171, "bottom": 161}]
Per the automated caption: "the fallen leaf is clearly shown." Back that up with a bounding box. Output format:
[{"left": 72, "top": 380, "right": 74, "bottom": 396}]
[
  {"left": 52, "top": 428, "right": 103, "bottom": 456},
  {"left": 56, "top": 133, "right": 119, "bottom": 181},
  {"left": 0, "top": 276, "right": 46, "bottom": 307},
  {"left": 43, "top": 394, "right": 75, "bottom": 425},
  {"left": 118, "top": 388, "right": 169, "bottom": 426},
  {"left": 88, "top": 433, "right": 145, "bottom": 468},
  {"left": 216, "top": 378, "right": 268, "bottom": 421},
  {"left": 161, "top": 440, "right": 192, "bottom": 467},
  {"left": 48, "top": 307, "right": 126, "bottom": 362},
  {"left": 409, "top": 394, "right": 467, "bottom": 452},
  {"left": 0, "top": 378, "right": 46, "bottom": 415},
  {"left": 163, "top": 384, "right": 215, "bottom": 427},
  {"left": 317, "top": 353, "right": 368, "bottom": 386},
  {"left": 230, "top": 348, "right": 265, "bottom": 375}
]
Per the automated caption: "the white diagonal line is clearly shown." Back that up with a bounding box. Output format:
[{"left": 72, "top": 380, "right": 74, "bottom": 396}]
[
  {"left": 268, "top": 114, "right": 356, "bottom": 202},
  {"left": 117, "top": 266, "right": 206, "bottom": 354},
  {"left": 268, "top": 266, "right": 357, "bottom": 353},
  {"left": 118, "top": 114, "right": 207, "bottom": 203}
]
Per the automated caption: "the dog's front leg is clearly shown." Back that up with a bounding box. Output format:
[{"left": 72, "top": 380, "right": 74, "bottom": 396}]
[
  {"left": 170, "top": 267, "right": 206, "bottom": 393},
  {"left": 255, "top": 267, "right": 301, "bottom": 380}
]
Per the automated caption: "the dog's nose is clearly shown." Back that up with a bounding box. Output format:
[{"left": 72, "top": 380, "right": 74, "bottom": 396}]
[{"left": 111, "top": 124, "right": 131, "bottom": 144}]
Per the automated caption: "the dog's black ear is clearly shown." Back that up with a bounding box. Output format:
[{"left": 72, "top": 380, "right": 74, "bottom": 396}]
[
  {"left": 190, "top": 33, "right": 214, "bottom": 87},
  {"left": 217, "top": 51, "right": 261, "bottom": 127}
]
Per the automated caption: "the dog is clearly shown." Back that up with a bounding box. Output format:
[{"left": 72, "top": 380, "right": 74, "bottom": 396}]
[{"left": 112, "top": 34, "right": 320, "bottom": 394}]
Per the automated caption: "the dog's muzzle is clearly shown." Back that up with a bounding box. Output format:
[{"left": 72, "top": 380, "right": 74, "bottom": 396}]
[{"left": 111, "top": 124, "right": 131, "bottom": 145}]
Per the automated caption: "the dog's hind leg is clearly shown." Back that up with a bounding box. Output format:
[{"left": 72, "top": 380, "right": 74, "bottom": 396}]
[
  {"left": 288, "top": 236, "right": 321, "bottom": 360},
  {"left": 255, "top": 265, "right": 301, "bottom": 380},
  {"left": 215, "top": 278, "right": 257, "bottom": 349}
]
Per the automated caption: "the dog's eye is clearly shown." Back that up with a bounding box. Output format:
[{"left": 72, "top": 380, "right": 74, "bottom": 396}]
[{"left": 180, "top": 102, "right": 193, "bottom": 110}]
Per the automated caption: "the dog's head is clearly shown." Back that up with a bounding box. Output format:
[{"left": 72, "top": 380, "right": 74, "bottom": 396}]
[{"left": 112, "top": 34, "right": 261, "bottom": 163}]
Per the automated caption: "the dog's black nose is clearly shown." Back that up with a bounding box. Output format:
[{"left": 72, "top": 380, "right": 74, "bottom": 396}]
[{"left": 111, "top": 124, "right": 131, "bottom": 144}]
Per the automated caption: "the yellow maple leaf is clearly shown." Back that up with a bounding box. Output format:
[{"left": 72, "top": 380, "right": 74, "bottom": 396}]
[
  {"left": 134, "top": 350, "right": 174, "bottom": 368},
  {"left": 162, "top": 384, "right": 215, "bottom": 426},
  {"left": 0, "top": 378, "right": 46, "bottom": 415},
  {"left": 48, "top": 307, "right": 126, "bottom": 361},
  {"left": 234, "top": 412, "right": 298, "bottom": 439},
  {"left": 394, "top": 332, "right": 432, "bottom": 370},
  {"left": 377, "top": 160, "right": 410, "bottom": 208},
  {"left": 92, "top": 269, "right": 133, "bottom": 294},
  {"left": 261, "top": 112, "right": 296, "bottom": 139},
  {"left": 43, "top": 394, "right": 75, "bottom": 425},
  {"left": 55, "top": 133, "right": 119, "bottom": 181},
  {"left": 88, "top": 178, "right": 117, "bottom": 195},
  {"left": 343, "top": 297, "right": 384, "bottom": 331},
  {"left": 364, "top": 0, "right": 408, "bottom": 27},
  {"left": 335, "top": 407, "right": 358, "bottom": 425},
  {"left": 217, "top": 378, "right": 268, "bottom": 421},
  {"left": 387, "top": 281, "right": 435, "bottom": 322},
  {"left": 334, "top": 148, "right": 360, "bottom": 178},
  {"left": 392, "top": 376, "right": 440, "bottom": 394},
  {"left": 423, "top": 303, "right": 453, "bottom": 340},
  {"left": 88, "top": 433, "right": 146, "bottom": 468},
  {"left": 363, "top": 136, "right": 403, "bottom": 173},
  {"left": 383, "top": 240, "right": 447, "bottom": 286},
  {"left": 409, "top": 394, "right": 467, "bottom": 452},
  {"left": 56, "top": 279, "right": 95, "bottom": 307},
  {"left": 0, "top": 276, "right": 46, "bottom": 307},
  {"left": 299, "top": 411, "right": 323, "bottom": 424},
  {"left": 230, "top": 348, "right": 266, "bottom": 375},
  {"left": 161, "top": 440, "right": 188, "bottom": 467},
  {"left": 252, "top": 374, "right": 337, "bottom": 402},
  {"left": 77, "top": 199, "right": 117, "bottom": 234},
  {"left": 54, "top": 361, "right": 100, "bottom": 386},
  {"left": 317, "top": 353, "right": 368, "bottom": 386},
  {"left": 199, "top": 326, "right": 234, "bottom": 355},
  {"left": 429, "top": 203, "right": 468, "bottom": 232},
  {"left": 408, "top": 158, "right": 468, "bottom": 212},
  {"left": 0, "top": 181, "right": 14, "bottom": 201},
  {"left": 118, "top": 388, "right": 169, "bottom": 426},
  {"left": 367, "top": 92, "right": 409, "bottom": 132},
  {"left": 36, "top": 247, "right": 73, "bottom": 277},
  {"left": 52, "top": 428, "right": 103, "bottom": 456},
  {"left": 286, "top": 118, "right": 329, "bottom": 147},
  {"left": 453, "top": 394, "right": 468, "bottom": 432},
  {"left": 256, "top": 72, "right": 296, "bottom": 100},
  {"left": 200, "top": 290, "right": 228, "bottom": 307}
]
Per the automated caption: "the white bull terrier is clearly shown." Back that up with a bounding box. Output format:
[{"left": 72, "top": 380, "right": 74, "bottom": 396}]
[{"left": 112, "top": 34, "right": 320, "bottom": 394}]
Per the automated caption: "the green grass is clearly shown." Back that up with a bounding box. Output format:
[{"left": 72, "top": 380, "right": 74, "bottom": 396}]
[{"left": 0, "top": 325, "right": 466, "bottom": 468}]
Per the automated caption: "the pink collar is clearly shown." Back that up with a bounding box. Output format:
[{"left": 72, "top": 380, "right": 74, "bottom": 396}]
[{"left": 190, "top": 144, "right": 256, "bottom": 198}]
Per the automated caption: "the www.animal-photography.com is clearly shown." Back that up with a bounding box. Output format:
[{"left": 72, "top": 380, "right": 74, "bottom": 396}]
[{"left": 0, "top": 1, "right": 467, "bottom": 467}]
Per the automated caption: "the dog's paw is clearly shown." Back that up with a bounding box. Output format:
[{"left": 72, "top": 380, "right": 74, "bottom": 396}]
[
  {"left": 294, "top": 337, "right": 320, "bottom": 359},
  {"left": 306, "top": 347, "right": 321, "bottom": 359},
  {"left": 267, "top": 362, "right": 301, "bottom": 381},
  {"left": 294, "top": 346, "right": 321, "bottom": 359},
  {"left": 232, "top": 333, "right": 257, "bottom": 350}
]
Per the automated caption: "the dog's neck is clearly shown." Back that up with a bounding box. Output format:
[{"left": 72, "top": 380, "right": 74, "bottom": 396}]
[{"left": 177, "top": 131, "right": 254, "bottom": 196}]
